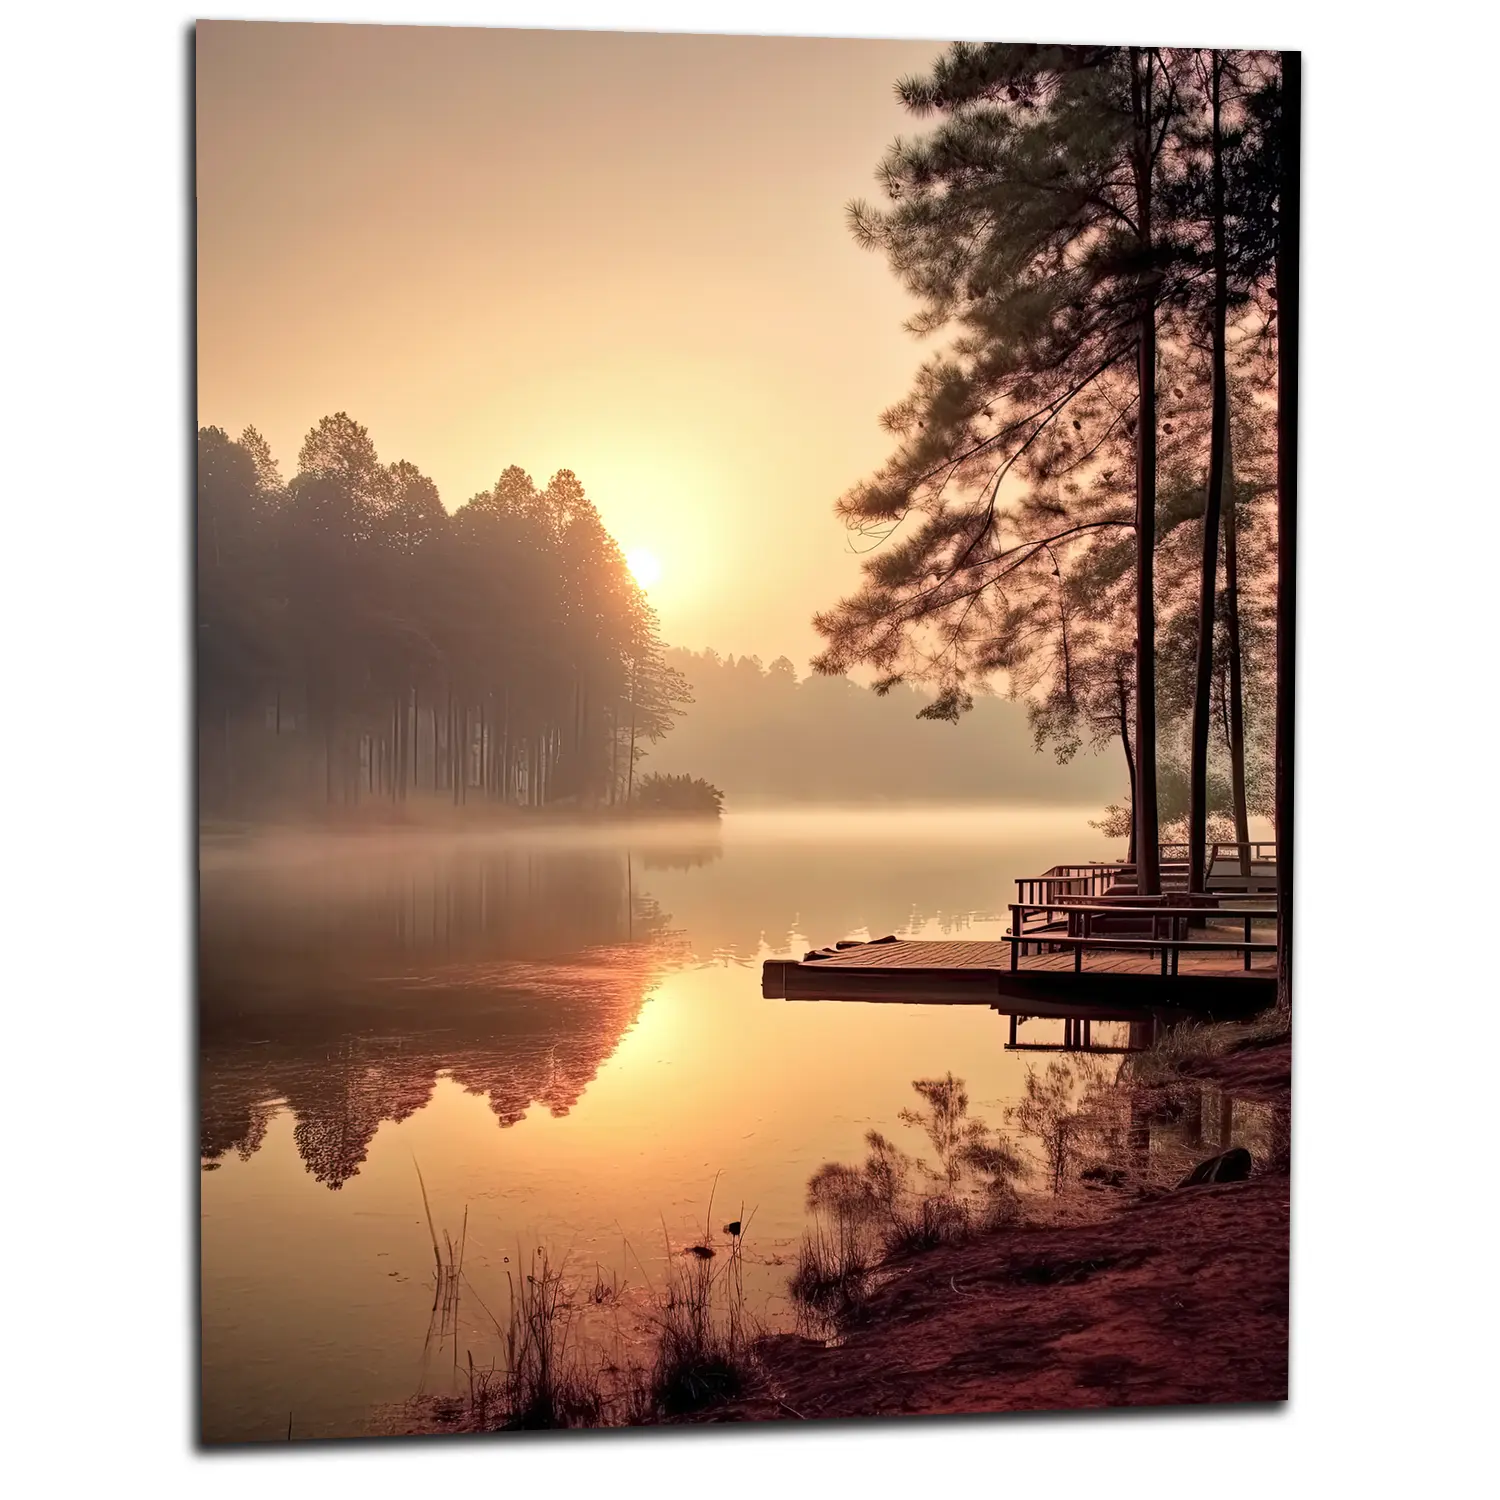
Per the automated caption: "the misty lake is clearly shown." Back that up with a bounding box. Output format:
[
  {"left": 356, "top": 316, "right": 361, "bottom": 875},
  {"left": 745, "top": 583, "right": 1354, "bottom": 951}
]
[{"left": 199, "top": 804, "right": 1123, "bottom": 1442}]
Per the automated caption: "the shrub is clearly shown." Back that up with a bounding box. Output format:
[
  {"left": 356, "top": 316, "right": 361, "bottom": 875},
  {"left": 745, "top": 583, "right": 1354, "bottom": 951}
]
[{"left": 632, "top": 772, "right": 725, "bottom": 818}]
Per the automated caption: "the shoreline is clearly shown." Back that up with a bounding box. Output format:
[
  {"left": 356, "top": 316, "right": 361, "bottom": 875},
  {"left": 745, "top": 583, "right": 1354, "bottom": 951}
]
[
  {"left": 710, "top": 1021, "right": 1291, "bottom": 1423},
  {"left": 369, "top": 1013, "right": 1290, "bottom": 1438}
]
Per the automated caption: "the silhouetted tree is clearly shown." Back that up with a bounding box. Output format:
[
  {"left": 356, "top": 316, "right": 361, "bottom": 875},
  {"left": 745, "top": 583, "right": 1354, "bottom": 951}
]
[
  {"left": 815, "top": 45, "right": 1285, "bottom": 880},
  {"left": 813, "top": 44, "right": 1217, "bottom": 892}
]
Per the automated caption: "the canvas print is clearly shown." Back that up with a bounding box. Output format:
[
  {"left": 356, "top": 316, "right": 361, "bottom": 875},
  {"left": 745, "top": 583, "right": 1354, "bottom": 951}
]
[{"left": 197, "top": 23, "right": 1297, "bottom": 1442}]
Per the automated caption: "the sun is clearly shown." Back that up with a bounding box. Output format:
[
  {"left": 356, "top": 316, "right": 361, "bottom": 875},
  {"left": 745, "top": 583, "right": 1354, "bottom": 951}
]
[{"left": 626, "top": 548, "right": 662, "bottom": 589}]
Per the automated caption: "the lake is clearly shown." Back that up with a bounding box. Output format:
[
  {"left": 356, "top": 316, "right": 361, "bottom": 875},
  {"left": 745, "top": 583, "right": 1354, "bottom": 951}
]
[{"left": 199, "top": 803, "right": 1122, "bottom": 1442}]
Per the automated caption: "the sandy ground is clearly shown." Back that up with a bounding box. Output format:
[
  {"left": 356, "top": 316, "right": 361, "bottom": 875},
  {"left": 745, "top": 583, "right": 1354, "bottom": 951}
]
[{"left": 710, "top": 1176, "right": 1287, "bottom": 1422}]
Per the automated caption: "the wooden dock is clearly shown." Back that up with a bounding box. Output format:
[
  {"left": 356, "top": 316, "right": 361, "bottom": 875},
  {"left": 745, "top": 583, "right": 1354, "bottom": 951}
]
[{"left": 761, "top": 844, "right": 1279, "bottom": 1022}]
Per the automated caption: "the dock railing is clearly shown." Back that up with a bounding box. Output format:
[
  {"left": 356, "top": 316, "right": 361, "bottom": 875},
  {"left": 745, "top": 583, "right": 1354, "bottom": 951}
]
[
  {"left": 1012, "top": 846, "right": 1279, "bottom": 941},
  {"left": 1015, "top": 864, "right": 1133, "bottom": 911},
  {"left": 1157, "top": 840, "right": 1277, "bottom": 862},
  {"left": 1158, "top": 839, "right": 1277, "bottom": 879},
  {"left": 1006, "top": 897, "right": 1279, "bottom": 976}
]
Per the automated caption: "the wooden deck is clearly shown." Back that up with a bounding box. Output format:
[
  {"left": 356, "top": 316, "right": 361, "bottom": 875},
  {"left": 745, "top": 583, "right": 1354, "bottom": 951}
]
[{"left": 761, "top": 844, "right": 1280, "bottom": 1022}]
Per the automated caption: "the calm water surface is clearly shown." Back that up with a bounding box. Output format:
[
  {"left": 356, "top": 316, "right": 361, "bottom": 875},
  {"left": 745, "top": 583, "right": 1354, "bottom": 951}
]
[{"left": 199, "top": 804, "right": 1120, "bottom": 1442}]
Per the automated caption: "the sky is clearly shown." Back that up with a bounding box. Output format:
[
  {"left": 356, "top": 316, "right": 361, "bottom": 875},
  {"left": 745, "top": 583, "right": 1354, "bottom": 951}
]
[{"left": 196, "top": 21, "right": 952, "bottom": 669}]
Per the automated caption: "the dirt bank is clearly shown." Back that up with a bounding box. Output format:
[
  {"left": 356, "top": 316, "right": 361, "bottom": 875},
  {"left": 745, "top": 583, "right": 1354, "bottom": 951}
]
[
  {"left": 1177, "top": 1030, "right": 1291, "bottom": 1103},
  {"left": 708, "top": 1029, "right": 1291, "bottom": 1423},
  {"left": 717, "top": 1175, "right": 1286, "bottom": 1421}
]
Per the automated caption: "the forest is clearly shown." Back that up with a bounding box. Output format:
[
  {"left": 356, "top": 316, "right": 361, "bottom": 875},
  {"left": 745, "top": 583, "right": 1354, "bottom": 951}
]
[
  {"left": 197, "top": 415, "right": 690, "bottom": 817},
  {"left": 811, "top": 44, "right": 1291, "bottom": 886}
]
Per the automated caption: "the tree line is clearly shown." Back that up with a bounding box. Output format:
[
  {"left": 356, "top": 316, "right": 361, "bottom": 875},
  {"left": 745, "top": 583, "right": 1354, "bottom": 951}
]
[
  {"left": 197, "top": 415, "right": 690, "bottom": 817},
  {"left": 816, "top": 45, "right": 1296, "bottom": 918}
]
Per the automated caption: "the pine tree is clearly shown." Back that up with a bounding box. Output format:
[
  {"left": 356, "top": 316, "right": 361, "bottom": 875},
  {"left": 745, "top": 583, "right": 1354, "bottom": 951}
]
[{"left": 815, "top": 43, "right": 1206, "bottom": 889}]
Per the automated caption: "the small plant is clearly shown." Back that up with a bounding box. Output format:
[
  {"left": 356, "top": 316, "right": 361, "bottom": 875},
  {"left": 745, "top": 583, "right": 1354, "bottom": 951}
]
[
  {"left": 882, "top": 1193, "right": 973, "bottom": 1256},
  {"left": 644, "top": 1181, "right": 756, "bottom": 1416},
  {"left": 414, "top": 1160, "right": 466, "bottom": 1370},
  {"left": 414, "top": 1176, "right": 761, "bottom": 1430},
  {"left": 496, "top": 1247, "right": 604, "bottom": 1429},
  {"left": 791, "top": 1075, "right": 1025, "bottom": 1320},
  {"left": 587, "top": 1264, "right": 623, "bottom": 1306},
  {"left": 1009, "top": 1061, "right": 1085, "bottom": 1195},
  {"left": 788, "top": 1212, "right": 874, "bottom": 1316}
]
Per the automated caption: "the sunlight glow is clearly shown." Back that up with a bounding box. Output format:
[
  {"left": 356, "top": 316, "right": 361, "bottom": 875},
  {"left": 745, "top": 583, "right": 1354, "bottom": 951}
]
[{"left": 626, "top": 548, "right": 662, "bottom": 590}]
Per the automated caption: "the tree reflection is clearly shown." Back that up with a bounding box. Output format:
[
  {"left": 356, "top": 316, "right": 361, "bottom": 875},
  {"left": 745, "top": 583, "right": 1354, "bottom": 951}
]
[
  {"left": 199, "top": 838, "right": 687, "bottom": 1187},
  {"left": 793, "top": 1073, "right": 1026, "bottom": 1314}
]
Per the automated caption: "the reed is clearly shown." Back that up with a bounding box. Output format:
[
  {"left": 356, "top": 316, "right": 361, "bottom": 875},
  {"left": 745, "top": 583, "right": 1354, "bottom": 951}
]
[
  {"left": 417, "top": 1174, "right": 760, "bottom": 1428},
  {"left": 643, "top": 1181, "right": 757, "bottom": 1415},
  {"left": 496, "top": 1247, "right": 605, "bottom": 1429},
  {"left": 788, "top": 1209, "right": 874, "bottom": 1316}
]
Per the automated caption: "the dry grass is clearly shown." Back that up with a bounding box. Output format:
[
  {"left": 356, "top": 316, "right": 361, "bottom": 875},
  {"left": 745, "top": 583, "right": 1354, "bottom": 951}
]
[
  {"left": 1123, "top": 1004, "right": 1290, "bottom": 1089},
  {"left": 644, "top": 1182, "right": 757, "bottom": 1416},
  {"left": 493, "top": 1248, "right": 605, "bottom": 1429},
  {"left": 789, "top": 1079, "right": 1029, "bottom": 1322},
  {"left": 881, "top": 1193, "right": 974, "bottom": 1256},
  {"left": 415, "top": 1174, "right": 759, "bottom": 1430},
  {"left": 788, "top": 1212, "right": 874, "bottom": 1317},
  {"left": 414, "top": 1160, "right": 467, "bottom": 1375}
]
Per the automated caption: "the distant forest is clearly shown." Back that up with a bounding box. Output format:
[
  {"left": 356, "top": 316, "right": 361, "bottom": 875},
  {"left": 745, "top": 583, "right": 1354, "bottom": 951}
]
[
  {"left": 197, "top": 415, "right": 688, "bottom": 817},
  {"left": 640, "top": 649, "right": 1123, "bottom": 805}
]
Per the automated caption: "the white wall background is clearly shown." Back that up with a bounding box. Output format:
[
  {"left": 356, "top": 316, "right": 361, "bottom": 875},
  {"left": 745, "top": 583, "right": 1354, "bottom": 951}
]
[{"left": 5, "top": 2, "right": 1495, "bottom": 1496}]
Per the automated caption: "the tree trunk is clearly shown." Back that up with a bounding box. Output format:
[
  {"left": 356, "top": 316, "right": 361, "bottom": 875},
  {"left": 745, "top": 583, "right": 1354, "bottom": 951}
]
[
  {"left": 478, "top": 700, "right": 488, "bottom": 800},
  {"left": 1188, "top": 52, "right": 1228, "bottom": 898},
  {"left": 1130, "top": 47, "right": 1162, "bottom": 896},
  {"left": 451, "top": 695, "right": 460, "bottom": 807},
  {"left": 608, "top": 705, "right": 618, "bottom": 806},
  {"left": 1116, "top": 660, "right": 1138, "bottom": 866},
  {"left": 500, "top": 689, "right": 510, "bottom": 805},
  {"left": 460, "top": 705, "right": 469, "bottom": 806},
  {"left": 1275, "top": 51, "right": 1300, "bottom": 1013},
  {"left": 625, "top": 661, "right": 639, "bottom": 807},
  {"left": 1222, "top": 423, "right": 1252, "bottom": 875}
]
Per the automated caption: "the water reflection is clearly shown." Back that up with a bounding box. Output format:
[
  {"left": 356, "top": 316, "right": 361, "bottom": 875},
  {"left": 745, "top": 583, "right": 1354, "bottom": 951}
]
[
  {"left": 198, "top": 806, "right": 1124, "bottom": 1440},
  {"left": 200, "top": 836, "right": 696, "bottom": 1187},
  {"left": 199, "top": 811, "right": 1103, "bottom": 1189}
]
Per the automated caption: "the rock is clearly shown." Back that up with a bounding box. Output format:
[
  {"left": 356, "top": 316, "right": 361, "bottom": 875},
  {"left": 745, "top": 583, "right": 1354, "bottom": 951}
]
[{"left": 1176, "top": 1147, "right": 1252, "bottom": 1189}]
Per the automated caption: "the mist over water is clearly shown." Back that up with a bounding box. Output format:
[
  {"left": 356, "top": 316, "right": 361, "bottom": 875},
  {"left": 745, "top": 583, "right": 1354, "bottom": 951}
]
[{"left": 199, "top": 802, "right": 1116, "bottom": 1441}]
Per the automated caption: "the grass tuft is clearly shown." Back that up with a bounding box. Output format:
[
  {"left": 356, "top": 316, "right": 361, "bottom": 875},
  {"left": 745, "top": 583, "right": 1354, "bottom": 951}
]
[
  {"left": 494, "top": 1247, "right": 605, "bottom": 1429},
  {"left": 644, "top": 1183, "right": 757, "bottom": 1416}
]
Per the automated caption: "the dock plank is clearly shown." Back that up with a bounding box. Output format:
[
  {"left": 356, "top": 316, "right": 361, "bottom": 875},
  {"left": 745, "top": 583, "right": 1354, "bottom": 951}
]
[{"left": 765, "top": 931, "right": 1275, "bottom": 1019}]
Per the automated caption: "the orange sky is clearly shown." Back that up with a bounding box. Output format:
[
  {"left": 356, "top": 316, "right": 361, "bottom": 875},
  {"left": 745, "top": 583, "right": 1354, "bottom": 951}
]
[{"left": 196, "top": 22, "right": 951, "bottom": 668}]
